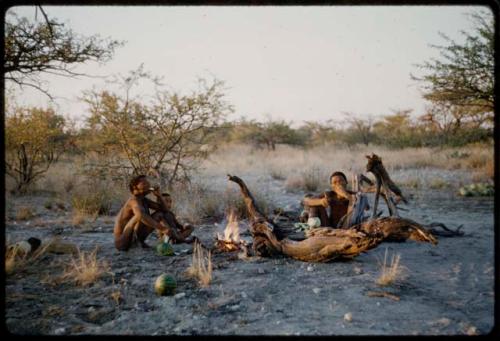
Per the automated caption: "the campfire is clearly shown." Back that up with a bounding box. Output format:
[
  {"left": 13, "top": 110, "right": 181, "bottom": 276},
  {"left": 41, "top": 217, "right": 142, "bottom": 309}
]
[{"left": 214, "top": 209, "right": 247, "bottom": 252}]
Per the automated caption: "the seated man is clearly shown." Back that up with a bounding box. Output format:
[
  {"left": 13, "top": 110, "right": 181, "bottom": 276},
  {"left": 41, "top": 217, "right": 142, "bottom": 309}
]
[
  {"left": 151, "top": 193, "right": 195, "bottom": 244},
  {"left": 114, "top": 175, "right": 170, "bottom": 251},
  {"left": 301, "top": 171, "right": 354, "bottom": 228}
]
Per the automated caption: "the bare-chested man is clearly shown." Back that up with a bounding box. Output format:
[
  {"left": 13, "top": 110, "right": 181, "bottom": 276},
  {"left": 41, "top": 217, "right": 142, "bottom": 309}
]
[
  {"left": 151, "top": 193, "right": 195, "bottom": 244},
  {"left": 301, "top": 171, "right": 354, "bottom": 228},
  {"left": 114, "top": 175, "right": 170, "bottom": 251}
]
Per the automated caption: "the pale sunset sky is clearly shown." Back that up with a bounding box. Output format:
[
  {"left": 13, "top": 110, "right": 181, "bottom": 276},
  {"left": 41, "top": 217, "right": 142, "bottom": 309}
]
[{"left": 5, "top": 5, "right": 490, "bottom": 126}]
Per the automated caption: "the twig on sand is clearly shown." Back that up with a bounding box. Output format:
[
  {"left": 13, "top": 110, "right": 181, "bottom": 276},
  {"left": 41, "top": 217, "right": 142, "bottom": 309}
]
[
  {"left": 366, "top": 291, "right": 400, "bottom": 301},
  {"left": 425, "top": 222, "right": 464, "bottom": 237}
]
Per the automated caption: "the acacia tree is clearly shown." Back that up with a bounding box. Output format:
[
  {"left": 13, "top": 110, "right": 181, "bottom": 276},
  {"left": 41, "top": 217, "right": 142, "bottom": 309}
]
[
  {"left": 372, "top": 109, "right": 416, "bottom": 147},
  {"left": 342, "top": 113, "right": 376, "bottom": 146},
  {"left": 301, "top": 120, "right": 338, "bottom": 146},
  {"left": 82, "top": 68, "right": 233, "bottom": 185},
  {"left": 4, "top": 8, "right": 121, "bottom": 98},
  {"left": 412, "top": 10, "right": 494, "bottom": 120},
  {"left": 230, "top": 116, "right": 306, "bottom": 150},
  {"left": 5, "top": 106, "right": 68, "bottom": 193}
]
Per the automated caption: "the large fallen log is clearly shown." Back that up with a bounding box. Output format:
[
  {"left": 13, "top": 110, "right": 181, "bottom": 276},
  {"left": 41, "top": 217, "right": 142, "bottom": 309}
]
[{"left": 227, "top": 174, "right": 437, "bottom": 263}]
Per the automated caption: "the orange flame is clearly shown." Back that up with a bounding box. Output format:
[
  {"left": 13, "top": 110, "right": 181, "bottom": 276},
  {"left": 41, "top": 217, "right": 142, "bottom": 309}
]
[{"left": 218, "top": 209, "right": 240, "bottom": 243}]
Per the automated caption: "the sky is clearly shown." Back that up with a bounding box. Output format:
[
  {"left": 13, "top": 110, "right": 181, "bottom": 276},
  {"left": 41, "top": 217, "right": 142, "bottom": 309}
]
[{"left": 5, "top": 5, "right": 489, "bottom": 126}]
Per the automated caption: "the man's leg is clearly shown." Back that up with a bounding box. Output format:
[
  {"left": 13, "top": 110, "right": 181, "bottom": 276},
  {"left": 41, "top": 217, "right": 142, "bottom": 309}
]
[
  {"left": 136, "top": 223, "right": 155, "bottom": 248},
  {"left": 307, "top": 206, "right": 329, "bottom": 227},
  {"left": 173, "top": 224, "right": 194, "bottom": 243},
  {"left": 115, "top": 216, "right": 140, "bottom": 251}
]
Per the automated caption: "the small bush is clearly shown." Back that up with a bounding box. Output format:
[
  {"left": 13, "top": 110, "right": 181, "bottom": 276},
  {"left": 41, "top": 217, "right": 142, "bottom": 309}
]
[{"left": 16, "top": 206, "right": 35, "bottom": 221}]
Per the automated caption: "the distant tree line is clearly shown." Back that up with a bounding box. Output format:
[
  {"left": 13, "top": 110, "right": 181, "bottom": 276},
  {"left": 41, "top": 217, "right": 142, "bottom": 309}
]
[{"left": 208, "top": 106, "right": 492, "bottom": 150}]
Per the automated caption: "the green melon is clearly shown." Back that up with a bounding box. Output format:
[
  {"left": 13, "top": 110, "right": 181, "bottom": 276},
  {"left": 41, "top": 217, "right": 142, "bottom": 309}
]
[
  {"left": 156, "top": 241, "right": 174, "bottom": 256},
  {"left": 154, "top": 274, "right": 177, "bottom": 296}
]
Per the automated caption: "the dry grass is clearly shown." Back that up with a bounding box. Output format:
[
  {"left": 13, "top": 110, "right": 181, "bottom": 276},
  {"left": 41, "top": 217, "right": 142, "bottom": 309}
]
[
  {"left": 71, "top": 189, "right": 112, "bottom": 216},
  {"left": 11, "top": 141, "right": 491, "bottom": 227},
  {"left": 472, "top": 157, "right": 494, "bottom": 182},
  {"left": 199, "top": 144, "right": 494, "bottom": 193},
  {"left": 171, "top": 183, "right": 223, "bottom": 224},
  {"left": 71, "top": 210, "right": 95, "bottom": 227},
  {"left": 15, "top": 206, "right": 35, "bottom": 221},
  {"left": 285, "top": 167, "right": 325, "bottom": 193},
  {"left": 269, "top": 168, "right": 286, "bottom": 180},
  {"left": 110, "top": 290, "right": 123, "bottom": 305},
  {"left": 70, "top": 182, "right": 115, "bottom": 226},
  {"left": 202, "top": 142, "right": 493, "bottom": 185},
  {"left": 171, "top": 181, "right": 273, "bottom": 223},
  {"left": 376, "top": 248, "right": 407, "bottom": 286},
  {"left": 429, "top": 178, "right": 449, "bottom": 189},
  {"left": 35, "top": 158, "right": 83, "bottom": 195},
  {"left": 186, "top": 241, "right": 213, "bottom": 287},
  {"left": 56, "top": 247, "right": 110, "bottom": 287},
  {"left": 5, "top": 244, "right": 28, "bottom": 275}
]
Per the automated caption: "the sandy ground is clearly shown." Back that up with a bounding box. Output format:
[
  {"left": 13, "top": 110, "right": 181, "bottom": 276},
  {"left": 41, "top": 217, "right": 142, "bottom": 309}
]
[{"left": 4, "top": 174, "right": 494, "bottom": 336}]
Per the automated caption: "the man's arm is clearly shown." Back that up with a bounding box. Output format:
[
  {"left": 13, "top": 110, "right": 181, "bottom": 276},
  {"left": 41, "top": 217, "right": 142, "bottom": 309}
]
[
  {"left": 331, "top": 184, "right": 355, "bottom": 201},
  {"left": 144, "top": 197, "right": 168, "bottom": 212},
  {"left": 171, "top": 212, "right": 186, "bottom": 230},
  {"left": 130, "top": 199, "right": 167, "bottom": 231},
  {"left": 302, "top": 193, "right": 329, "bottom": 207}
]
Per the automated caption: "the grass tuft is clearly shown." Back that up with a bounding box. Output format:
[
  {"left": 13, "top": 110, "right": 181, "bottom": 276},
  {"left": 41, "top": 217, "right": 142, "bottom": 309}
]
[
  {"left": 186, "top": 241, "right": 213, "bottom": 287},
  {"left": 376, "top": 248, "right": 407, "bottom": 286},
  {"left": 57, "top": 247, "right": 110, "bottom": 287},
  {"left": 16, "top": 206, "right": 35, "bottom": 221}
]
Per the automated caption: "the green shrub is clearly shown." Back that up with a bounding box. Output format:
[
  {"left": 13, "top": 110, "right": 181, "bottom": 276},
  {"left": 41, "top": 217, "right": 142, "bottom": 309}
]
[{"left": 458, "top": 183, "right": 494, "bottom": 197}]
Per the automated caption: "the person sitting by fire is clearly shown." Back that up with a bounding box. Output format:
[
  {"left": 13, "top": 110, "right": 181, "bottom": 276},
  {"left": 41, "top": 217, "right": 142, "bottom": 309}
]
[
  {"left": 300, "top": 171, "right": 355, "bottom": 228},
  {"left": 113, "top": 175, "right": 171, "bottom": 251},
  {"left": 151, "top": 192, "right": 196, "bottom": 244}
]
